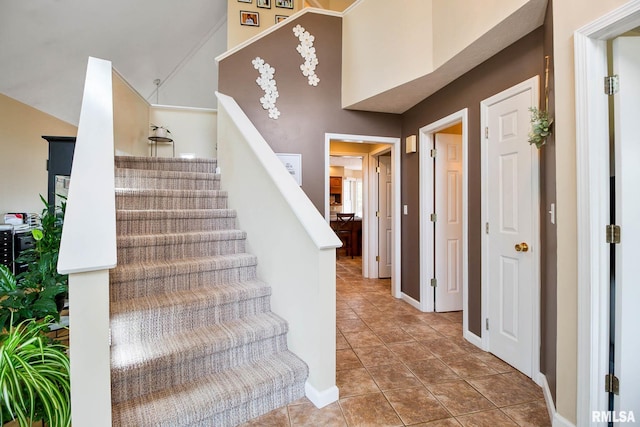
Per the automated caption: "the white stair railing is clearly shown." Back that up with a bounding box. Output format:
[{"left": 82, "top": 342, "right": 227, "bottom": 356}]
[{"left": 58, "top": 56, "right": 116, "bottom": 427}]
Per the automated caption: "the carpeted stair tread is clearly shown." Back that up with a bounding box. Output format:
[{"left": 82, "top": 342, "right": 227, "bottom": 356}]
[
  {"left": 115, "top": 168, "right": 221, "bottom": 191},
  {"left": 115, "top": 188, "right": 227, "bottom": 199},
  {"left": 111, "top": 313, "right": 291, "bottom": 402},
  {"left": 110, "top": 253, "right": 257, "bottom": 283},
  {"left": 115, "top": 156, "right": 217, "bottom": 173},
  {"left": 111, "top": 351, "right": 308, "bottom": 427},
  {"left": 116, "top": 209, "right": 237, "bottom": 235},
  {"left": 115, "top": 188, "right": 228, "bottom": 210},
  {"left": 117, "top": 230, "right": 247, "bottom": 248},
  {"left": 116, "top": 209, "right": 236, "bottom": 221}
]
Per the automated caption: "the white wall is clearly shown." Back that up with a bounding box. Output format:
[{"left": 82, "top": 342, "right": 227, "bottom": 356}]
[{"left": 149, "top": 105, "right": 218, "bottom": 159}]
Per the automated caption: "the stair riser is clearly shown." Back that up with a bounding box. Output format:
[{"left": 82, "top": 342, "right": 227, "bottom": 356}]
[
  {"left": 110, "top": 266, "right": 258, "bottom": 301},
  {"left": 115, "top": 158, "right": 217, "bottom": 174},
  {"left": 116, "top": 217, "right": 236, "bottom": 236},
  {"left": 118, "top": 239, "right": 246, "bottom": 264},
  {"left": 115, "top": 175, "right": 221, "bottom": 191},
  {"left": 111, "top": 335, "right": 289, "bottom": 403},
  {"left": 111, "top": 296, "right": 272, "bottom": 345},
  {"left": 116, "top": 195, "right": 228, "bottom": 210}
]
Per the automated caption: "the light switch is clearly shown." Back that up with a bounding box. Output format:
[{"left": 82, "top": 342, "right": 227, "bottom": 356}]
[{"left": 403, "top": 205, "right": 408, "bottom": 215}]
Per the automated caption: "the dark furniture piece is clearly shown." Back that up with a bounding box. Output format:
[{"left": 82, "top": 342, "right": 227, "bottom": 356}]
[
  {"left": 0, "top": 226, "right": 13, "bottom": 273},
  {"left": 333, "top": 213, "right": 356, "bottom": 259},
  {"left": 42, "top": 136, "right": 76, "bottom": 207},
  {"left": 13, "top": 230, "right": 35, "bottom": 275}
]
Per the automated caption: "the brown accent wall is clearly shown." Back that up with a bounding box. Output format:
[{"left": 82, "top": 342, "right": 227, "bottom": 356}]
[
  {"left": 540, "top": 0, "right": 557, "bottom": 403},
  {"left": 401, "top": 28, "right": 546, "bottom": 336},
  {"left": 218, "top": 13, "right": 401, "bottom": 213}
]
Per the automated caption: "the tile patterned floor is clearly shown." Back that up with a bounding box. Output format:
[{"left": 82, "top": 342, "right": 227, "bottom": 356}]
[{"left": 241, "top": 257, "right": 551, "bottom": 427}]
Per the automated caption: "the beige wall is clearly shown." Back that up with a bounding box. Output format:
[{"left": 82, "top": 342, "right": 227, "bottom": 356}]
[
  {"left": 342, "top": 0, "right": 433, "bottom": 108},
  {"left": 552, "top": 0, "right": 628, "bottom": 423},
  {"left": 149, "top": 106, "right": 217, "bottom": 159},
  {"left": 113, "top": 72, "right": 150, "bottom": 157},
  {"left": 227, "top": 0, "right": 303, "bottom": 49},
  {"left": 0, "top": 93, "right": 77, "bottom": 215}
]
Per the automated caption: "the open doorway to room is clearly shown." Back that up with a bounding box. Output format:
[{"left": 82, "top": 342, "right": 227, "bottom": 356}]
[{"left": 325, "top": 133, "right": 401, "bottom": 298}]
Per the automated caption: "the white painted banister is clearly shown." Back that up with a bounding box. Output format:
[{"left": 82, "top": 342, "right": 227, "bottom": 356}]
[
  {"left": 58, "top": 57, "right": 115, "bottom": 427},
  {"left": 216, "top": 92, "right": 341, "bottom": 408}
]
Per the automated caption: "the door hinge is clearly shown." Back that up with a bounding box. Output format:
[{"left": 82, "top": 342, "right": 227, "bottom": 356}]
[
  {"left": 605, "top": 373, "right": 620, "bottom": 395},
  {"left": 430, "top": 278, "right": 437, "bottom": 288},
  {"left": 376, "top": 211, "right": 380, "bottom": 217},
  {"left": 604, "top": 75, "right": 619, "bottom": 96},
  {"left": 109, "top": 328, "right": 112, "bottom": 347},
  {"left": 606, "top": 224, "right": 621, "bottom": 244},
  {"left": 430, "top": 213, "right": 437, "bottom": 222},
  {"left": 485, "top": 127, "right": 489, "bottom": 139},
  {"left": 485, "top": 222, "right": 489, "bottom": 234},
  {"left": 376, "top": 166, "right": 381, "bottom": 174},
  {"left": 376, "top": 255, "right": 380, "bottom": 262},
  {"left": 430, "top": 148, "right": 437, "bottom": 158},
  {"left": 486, "top": 318, "right": 489, "bottom": 330}
]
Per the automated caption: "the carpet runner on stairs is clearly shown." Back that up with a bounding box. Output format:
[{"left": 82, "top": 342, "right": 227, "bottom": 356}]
[{"left": 110, "top": 156, "right": 308, "bottom": 427}]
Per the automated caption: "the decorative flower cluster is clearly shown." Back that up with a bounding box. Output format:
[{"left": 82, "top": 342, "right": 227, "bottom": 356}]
[
  {"left": 252, "top": 57, "right": 280, "bottom": 119},
  {"left": 293, "top": 24, "right": 319, "bottom": 86}
]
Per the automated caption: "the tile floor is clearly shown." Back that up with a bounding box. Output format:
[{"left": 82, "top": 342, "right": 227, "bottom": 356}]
[{"left": 241, "top": 257, "right": 551, "bottom": 426}]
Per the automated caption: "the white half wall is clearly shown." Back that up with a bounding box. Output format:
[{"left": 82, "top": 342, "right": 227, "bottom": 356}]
[{"left": 149, "top": 105, "right": 218, "bottom": 159}]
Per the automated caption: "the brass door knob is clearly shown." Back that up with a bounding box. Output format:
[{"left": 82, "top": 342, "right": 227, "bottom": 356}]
[{"left": 515, "top": 242, "right": 529, "bottom": 252}]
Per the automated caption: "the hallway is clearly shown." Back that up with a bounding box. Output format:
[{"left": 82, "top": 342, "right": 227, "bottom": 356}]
[{"left": 242, "top": 257, "right": 550, "bottom": 426}]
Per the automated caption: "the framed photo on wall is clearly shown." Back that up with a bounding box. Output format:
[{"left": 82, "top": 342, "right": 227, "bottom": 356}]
[
  {"left": 257, "top": 0, "right": 271, "bottom": 8},
  {"left": 275, "top": 0, "right": 293, "bottom": 9},
  {"left": 276, "top": 153, "right": 302, "bottom": 186},
  {"left": 238, "top": 0, "right": 251, "bottom": 3},
  {"left": 240, "top": 11, "right": 259, "bottom": 26},
  {"left": 275, "top": 15, "right": 288, "bottom": 23}
]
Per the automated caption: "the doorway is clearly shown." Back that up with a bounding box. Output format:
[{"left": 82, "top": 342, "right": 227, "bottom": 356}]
[
  {"left": 481, "top": 76, "right": 540, "bottom": 379},
  {"left": 419, "top": 109, "right": 470, "bottom": 328},
  {"left": 325, "top": 133, "right": 401, "bottom": 297},
  {"left": 575, "top": 6, "right": 640, "bottom": 425}
]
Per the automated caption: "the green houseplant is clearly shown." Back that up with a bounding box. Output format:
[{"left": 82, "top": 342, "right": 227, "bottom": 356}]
[
  {"left": 528, "top": 107, "right": 553, "bottom": 149},
  {"left": 0, "top": 316, "right": 70, "bottom": 427},
  {"left": 0, "top": 196, "right": 67, "bottom": 331}
]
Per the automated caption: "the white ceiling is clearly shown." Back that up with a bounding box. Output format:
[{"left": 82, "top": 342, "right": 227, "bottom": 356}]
[{"left": 0, "top": 0, "right": 228, "bottom": 125}]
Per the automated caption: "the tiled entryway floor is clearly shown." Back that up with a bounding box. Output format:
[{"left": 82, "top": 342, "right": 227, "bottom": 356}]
[{"left": 241, "top": 257, "right": 551, "bottom": 426}]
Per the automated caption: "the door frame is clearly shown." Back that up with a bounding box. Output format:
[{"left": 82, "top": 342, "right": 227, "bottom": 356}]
[
  {"left": 373, "top": 148, "right": 393, "bottom": 279},
  {"left": 418, "top": 110, "right": 469, "bottom": 321},
  {"left": 574, "top": 3, "right": 640, "bottom": 425},
  {"left": 480, "top": 76, "right": 541, "bottom": 381},
  {"left": 324, "top": 133, "right": 402, "bottom": 297}
]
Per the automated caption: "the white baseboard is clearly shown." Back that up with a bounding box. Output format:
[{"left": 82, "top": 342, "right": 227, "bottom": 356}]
[
  {"left": 305, "top": 382, "right": 338, "bottom": 409},
  {"left": 463, "top": 329, "right": 482, "bottom": 349},
  {"left": 401, "top": 292, "right": 421, "bottom": 310},
  {"left": 540, "top": 373, "right": 576, "bottom": 427}
]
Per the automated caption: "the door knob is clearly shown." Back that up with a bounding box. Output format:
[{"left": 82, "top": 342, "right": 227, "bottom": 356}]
[{"left": 515, "top": 242, "right": 529, "bottom": 252}]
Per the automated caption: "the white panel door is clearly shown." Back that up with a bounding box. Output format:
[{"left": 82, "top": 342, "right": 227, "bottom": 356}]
[
  {"left": 485, "top": 83, "right": 536, "bottom": 377},
  {"left": 613, "top": 36, "right": 640, "bottom": 419},
  {"left": 378, "top": 154, "right": 392, "bottom": 278},
  {"left": 435, "top": 133, "right": 463, "bottom": 312}
]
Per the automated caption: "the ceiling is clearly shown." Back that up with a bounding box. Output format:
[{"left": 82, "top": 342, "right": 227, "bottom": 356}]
[{"left": 0, "top": 0, "right": 228, "bottom": 125}]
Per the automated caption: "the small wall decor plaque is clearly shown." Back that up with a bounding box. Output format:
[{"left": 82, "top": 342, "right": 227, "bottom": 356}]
[{"left": 241, "top": 11, "right": 259, "bottom": 26}]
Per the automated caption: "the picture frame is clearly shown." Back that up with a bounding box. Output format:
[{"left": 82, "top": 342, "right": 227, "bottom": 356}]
[
  {"left": 275, "top": 15, "right": 288, "bottom": 23},
  {"left": 276, "top": 153, "right": 302, "bottom": 186},
  {"left": 237, "top": 0, "right": 251, "bottom": 3},
  {"left": 275, "top": 0, "right": 293, "bottom": 9},
  {"left": 240, "top": 11, "right": 259, "bottom": 26},
  {"left": 257, "top": 0, "right": 271, "bottom": 9}
]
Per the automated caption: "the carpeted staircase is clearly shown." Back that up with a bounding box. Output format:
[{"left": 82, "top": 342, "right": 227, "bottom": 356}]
[{"left": 109, "top": 156, "right": 308, "bottom": 426}]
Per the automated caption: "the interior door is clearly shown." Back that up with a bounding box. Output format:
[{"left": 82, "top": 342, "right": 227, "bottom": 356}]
[
  {"left": 612, "top": 36, "right": 640, "bottom": 419},
  {"left": 435, "top": 133, "right": 463, "bottom": 312},
  {"left": 378, "top": 154, "right": 392, "bottom": 278},
  {"left": 484, "top": 80, "right": 537, "bottom": 377}
]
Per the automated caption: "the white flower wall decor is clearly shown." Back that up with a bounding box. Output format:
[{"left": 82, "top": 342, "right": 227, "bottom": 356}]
[
  {"left": 252, "top": 57, "right": 281, "bottom": 119},
  {"left": 293, "top": 24, "right": 320, "bottom": 86}
]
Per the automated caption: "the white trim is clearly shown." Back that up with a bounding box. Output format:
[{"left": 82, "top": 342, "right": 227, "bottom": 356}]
[
  {"left": 574, "top": 3, "right": 640, "bottom": 426},
  {"left": 540, "top": 374, "right": 577, "bottom": 427},
  {"left": 305, "top": 382, "right": 339, "bottom": 409},
  {"left": 216, "top": 8, "right": 342, "bottom": 63},
  {"left": 418, "top": 109, "right": 469, "bottom": 319},
  {"left": 150, "top": 104, "right": 218, "bottom": 113},
  {"left": 401, "top": 292, "right": 421, "bottom": 311},
  {"left": 325, "top": 133, "right": 401, "bottom": 298},
  {"left": 463, "top": 330, "right": 482, "bottom": 349},
  {"left": 479, "top": 76, "right": 541, "bottom": 379}
]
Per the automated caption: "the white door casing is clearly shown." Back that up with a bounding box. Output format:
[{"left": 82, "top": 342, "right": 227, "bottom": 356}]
[
  {"left": 481, "top": 76, "right": 540, "bottom": 378},
  {"left": 613, "top": 35, "right": 640, "bottom": 418},
  {"left": 435, "top": 133, "right": 463, "bottom": 312},
  {"left": 378, "top": 153, "right": 392, "bottom": 278}
]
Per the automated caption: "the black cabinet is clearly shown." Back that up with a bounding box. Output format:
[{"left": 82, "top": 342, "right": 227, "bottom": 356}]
[
  {"left": 42, "top": 136, "right": 76, "bottom": 207},
  {"left": 0, "top": 226, "right": 13, "bottom": 273}
]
